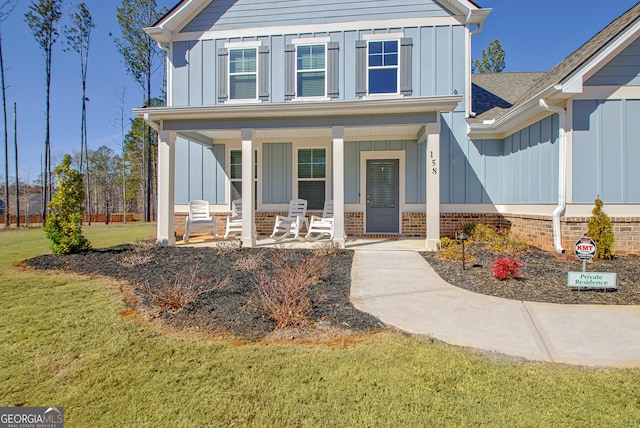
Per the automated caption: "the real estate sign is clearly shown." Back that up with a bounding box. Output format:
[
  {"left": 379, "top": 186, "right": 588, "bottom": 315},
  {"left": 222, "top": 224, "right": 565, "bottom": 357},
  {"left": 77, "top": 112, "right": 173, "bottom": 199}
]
[{"left": 567, "top": 272, "right": 617, "bottom": 289}]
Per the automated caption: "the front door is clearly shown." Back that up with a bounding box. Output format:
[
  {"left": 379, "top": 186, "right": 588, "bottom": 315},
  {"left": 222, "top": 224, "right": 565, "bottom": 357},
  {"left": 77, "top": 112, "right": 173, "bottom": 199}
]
[{"left": 366, "top": 159, "right": 399, "bottom": 233}]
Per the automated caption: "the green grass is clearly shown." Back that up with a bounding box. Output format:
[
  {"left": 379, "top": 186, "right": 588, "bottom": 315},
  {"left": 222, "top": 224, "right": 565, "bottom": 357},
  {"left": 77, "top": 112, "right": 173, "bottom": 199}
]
[{"left": 1, "top": 223, "right": 639, "bottom": 426}]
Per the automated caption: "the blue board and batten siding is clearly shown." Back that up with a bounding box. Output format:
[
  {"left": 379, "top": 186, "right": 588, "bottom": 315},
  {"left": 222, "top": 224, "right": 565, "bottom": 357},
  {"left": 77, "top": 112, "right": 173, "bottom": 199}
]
[
  {"left": 171, "top": 25, "right": 468, "bottom": 105},
  {"left": 586, "top": 38, "right": 640, "bottom": 86},
  {"left": 175, "top": 139, "right": 226, "bottom": 204},
  {"left": 573, "top": 99, "right": 640, "bottom": 204},
  {"left": 467, "top": 115, "right": 560, "bottom": 205},
  {"left": 181, "top": 0, "right": 453, "bottom": 33}
]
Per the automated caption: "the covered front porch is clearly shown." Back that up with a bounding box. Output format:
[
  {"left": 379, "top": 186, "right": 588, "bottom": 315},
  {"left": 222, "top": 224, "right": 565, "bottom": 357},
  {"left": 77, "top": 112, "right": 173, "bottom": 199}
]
[{"left": 135, "top": 96, "right": 461, "bottom": 249}]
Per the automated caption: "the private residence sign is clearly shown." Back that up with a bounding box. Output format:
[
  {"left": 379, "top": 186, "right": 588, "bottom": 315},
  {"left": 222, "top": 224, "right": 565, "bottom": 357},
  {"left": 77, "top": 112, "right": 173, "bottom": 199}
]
[{"left": 567, "top": 272, "right": 617, "bottom": 289}]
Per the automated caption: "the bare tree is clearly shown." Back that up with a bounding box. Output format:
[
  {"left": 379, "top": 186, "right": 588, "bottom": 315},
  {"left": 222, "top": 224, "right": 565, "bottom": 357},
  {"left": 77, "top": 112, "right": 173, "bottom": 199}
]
[
  {"left": 64, "top": 2, "right": 94, "bottom": 225},
  {"left": 114, "top": 0, "right": 166, "bottom": 222},
  {"left": 12, "top": 101, "right": 17, "bottom": 226},
  {"left": 0, "top": 0, "right": 17, "bottom": 228},
  {"left": 25, "top": 0, "right": 64, "bottom": 223}
]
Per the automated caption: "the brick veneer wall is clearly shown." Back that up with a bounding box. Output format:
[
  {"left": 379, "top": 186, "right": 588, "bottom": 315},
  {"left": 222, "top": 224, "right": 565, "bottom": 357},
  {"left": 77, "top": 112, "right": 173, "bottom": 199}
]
[
  {"left": 173, "top": 211, "right": 640, "bottom": 254},
  {"left": 504, "top": 214, "right": 640, "bottom": 255}
]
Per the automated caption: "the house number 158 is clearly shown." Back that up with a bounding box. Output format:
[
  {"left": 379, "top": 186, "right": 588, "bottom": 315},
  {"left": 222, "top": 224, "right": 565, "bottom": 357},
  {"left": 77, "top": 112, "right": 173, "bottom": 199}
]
[{"left": 430, "top": 151, "right": 438, "bottom": 175}]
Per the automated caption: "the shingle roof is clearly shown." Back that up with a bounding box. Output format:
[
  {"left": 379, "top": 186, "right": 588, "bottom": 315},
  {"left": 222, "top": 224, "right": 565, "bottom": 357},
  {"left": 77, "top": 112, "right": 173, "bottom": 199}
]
[
  {"left": 471, "top": 72, "right": 545, "bottom": 121},
  {"left": 471, "top": 2, "right": 640, "bottom": 123}
]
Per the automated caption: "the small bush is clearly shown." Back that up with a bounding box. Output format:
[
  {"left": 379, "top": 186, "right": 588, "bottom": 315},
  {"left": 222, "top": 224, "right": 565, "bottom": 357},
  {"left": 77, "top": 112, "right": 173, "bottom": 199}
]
[
  {"left": 491, "top": 257, "right": 525, "bottom": 280},
  {"left": 587, "top": 198, "right": 615, "bottom": 260},
  {"left": 249, "top": 252, "right": 330, "bottom": 328},
  {"left": 233, "top": 253, "right": 266, "bottom": 272},
  {"left": 144, "top": 264, "right": 229, "bottom": 314},
  {"left": 313, "top": 241, "right": 342, "bottom": 257},
  {"left": 44, "top": 154, "right": 90, "bottom": 254},
  {"left": 465, "top": 223, "right": 528, "bottom": 254},
  {"left": 438, "top": 237, "right": 474, "bottom": 262}
]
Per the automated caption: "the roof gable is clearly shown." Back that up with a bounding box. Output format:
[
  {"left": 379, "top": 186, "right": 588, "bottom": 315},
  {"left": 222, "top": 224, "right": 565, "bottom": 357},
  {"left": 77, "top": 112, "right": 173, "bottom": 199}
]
[{"left": 148, "top": 0, "right": 489, "bottom": 41}]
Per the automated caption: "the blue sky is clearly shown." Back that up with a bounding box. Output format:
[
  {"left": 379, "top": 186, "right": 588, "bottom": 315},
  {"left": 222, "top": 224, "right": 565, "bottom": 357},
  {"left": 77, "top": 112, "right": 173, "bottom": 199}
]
[{"left": 1, "top": 0, "right": 638, "bottom": 181}]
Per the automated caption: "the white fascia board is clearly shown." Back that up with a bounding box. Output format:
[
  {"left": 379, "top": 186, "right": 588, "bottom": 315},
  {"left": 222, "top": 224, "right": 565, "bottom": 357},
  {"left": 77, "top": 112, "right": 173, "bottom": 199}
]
[
  {"left": 561, "top": 19, "right": 640, "bottom": 94},
  {"left": 144, "top": 26, "right": 173, "bottom": 43},
  {"left": 134, "top": 95, "right": 462, "bottom": 122},
  {"left": 152, "top": 0, "right": 210, "bottom": 34},
  {"left": 468, "top": 86, "right": 559, "bottom": 139}
]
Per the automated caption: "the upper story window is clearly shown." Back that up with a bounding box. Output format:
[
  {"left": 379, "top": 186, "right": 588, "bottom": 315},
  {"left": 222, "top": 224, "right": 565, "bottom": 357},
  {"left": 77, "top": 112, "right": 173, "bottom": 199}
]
[
  {"left": 356, "top": 35, "right": 411, "bottom": 98},
  {"left": 368, "top": 40, "right": 399, "bottom": 94},
  {"left": 229, "top": 48, "right": 257, "bottom": 100},
  {"left": 296, "top": 44, "right": 326, "bottom": 98},
  {"left": 218, "top": 41, "right": 269, "bottom": 103}
]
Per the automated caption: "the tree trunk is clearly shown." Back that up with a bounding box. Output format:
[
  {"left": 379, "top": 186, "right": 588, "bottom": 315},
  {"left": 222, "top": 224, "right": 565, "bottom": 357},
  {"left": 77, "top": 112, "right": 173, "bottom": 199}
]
[
  {"left": 0, "top": 30, "right": 9, "bottom": 228},
  {"left": 13, "top": 102, "right": 18, "bottom": 227}
]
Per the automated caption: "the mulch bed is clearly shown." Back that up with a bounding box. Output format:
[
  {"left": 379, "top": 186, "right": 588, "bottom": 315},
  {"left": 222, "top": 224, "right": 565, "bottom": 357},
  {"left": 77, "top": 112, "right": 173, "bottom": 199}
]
[
  {"left": 420, "top": 243, "right": 640, "bottom": 305},
  {"left": 25, "top": 244, "right": 384, "bottom": 341}
]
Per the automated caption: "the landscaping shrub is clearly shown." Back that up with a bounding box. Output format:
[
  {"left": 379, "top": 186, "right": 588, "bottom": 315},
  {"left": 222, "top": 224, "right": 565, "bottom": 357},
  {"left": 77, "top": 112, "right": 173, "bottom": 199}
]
[
  {"left": 43, "top": 154, "right": 90, "bottom": 254},
  {"left": 587, "top": 198, "right": 615, "bottom": 260},
  {"left": 144, "top": 264, "right": 229, "bottom": 314},
  {"left": 438, "top": 237, "right": 463, "bottom": 260},
  {"left": 249, "top": 251, "right": 330, "bottom": 328},
  {"left": 491, "top": 257, "right": 525, "bottom": 280},
  {"left": 465, "top": 223, "right": 528, "bottom": 254}
]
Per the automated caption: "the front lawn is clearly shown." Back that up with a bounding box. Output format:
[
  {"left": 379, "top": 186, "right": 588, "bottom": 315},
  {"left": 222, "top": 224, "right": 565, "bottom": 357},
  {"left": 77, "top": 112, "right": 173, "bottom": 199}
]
[{"left": 1, "top": 223, "right": 639, "bottom": 426}]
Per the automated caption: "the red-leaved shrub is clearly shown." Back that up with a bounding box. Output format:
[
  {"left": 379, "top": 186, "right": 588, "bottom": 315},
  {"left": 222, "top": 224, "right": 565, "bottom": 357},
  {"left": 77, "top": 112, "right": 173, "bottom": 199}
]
[{"left": 491, "top": 257, "right": 525, "bottom": 280}]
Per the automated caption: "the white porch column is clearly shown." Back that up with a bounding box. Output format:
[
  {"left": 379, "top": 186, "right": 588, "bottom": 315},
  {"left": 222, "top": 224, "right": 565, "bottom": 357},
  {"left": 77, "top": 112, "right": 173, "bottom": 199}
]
[
  {"left": 241, "top": 128, "right": 256, "bottom": 248},
  {"left": 425, "top": 122, "right": 441, "bottom": 250},
  {"left": 332, "top": 126, "right": 346, "bottom": 248},
  {"left": 157, "top": 130, "right": 176, "bottom": 246}
]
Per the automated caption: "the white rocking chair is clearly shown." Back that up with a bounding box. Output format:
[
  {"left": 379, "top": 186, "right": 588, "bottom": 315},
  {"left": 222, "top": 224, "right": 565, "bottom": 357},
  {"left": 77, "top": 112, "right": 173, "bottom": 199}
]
[
  {"left": 305, "top": 200, "right": 334, "bottom": 240},
  {"left": 183, "top": 200, "right": 217, "bottom": 240},
  {"left": 224, "top": 199, "right": 243, "bottom": 238},
  {"left": 270, "top": 199, "right": 308, "bottom": 240}
]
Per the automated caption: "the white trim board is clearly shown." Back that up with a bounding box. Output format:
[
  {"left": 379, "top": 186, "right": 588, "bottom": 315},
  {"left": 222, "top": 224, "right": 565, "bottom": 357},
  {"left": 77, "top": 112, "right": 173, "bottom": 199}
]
[{"left": 359, "top": 150, "right": 406, "bottom": 234}]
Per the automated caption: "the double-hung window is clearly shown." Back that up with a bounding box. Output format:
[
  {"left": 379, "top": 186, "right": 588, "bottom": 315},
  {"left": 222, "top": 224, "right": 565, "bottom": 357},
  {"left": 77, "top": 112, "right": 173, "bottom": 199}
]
[
  {"left": 229, "top": 48, "right": 257, "bottom": 100},
  {"left": 367, "top": 40, "right": 399, "bottom": 94},
  {"left": 296, "top": 44, "right": 326, "bottom": 98},
  {"left": 297, "top": 148, "right": 326, "bottom": 210},
  {"left": 230, "top": 150, "right": 258, "bottom": 205}
]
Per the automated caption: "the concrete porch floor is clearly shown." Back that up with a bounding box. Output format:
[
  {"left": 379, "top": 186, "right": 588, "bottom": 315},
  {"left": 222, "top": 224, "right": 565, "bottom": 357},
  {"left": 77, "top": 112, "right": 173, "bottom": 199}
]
[{"left": 175, "top": 235, "right": 428, "bottom": 251}]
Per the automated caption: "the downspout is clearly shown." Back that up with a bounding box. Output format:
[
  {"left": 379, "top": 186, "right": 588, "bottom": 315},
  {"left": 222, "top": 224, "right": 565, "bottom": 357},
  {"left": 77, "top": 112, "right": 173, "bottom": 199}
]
[
  {"left": 539, "top": 98, "right": 567, "bottom": 253},
  {"left": 466, "top": 22, "right": 483, "bottom": 118}
]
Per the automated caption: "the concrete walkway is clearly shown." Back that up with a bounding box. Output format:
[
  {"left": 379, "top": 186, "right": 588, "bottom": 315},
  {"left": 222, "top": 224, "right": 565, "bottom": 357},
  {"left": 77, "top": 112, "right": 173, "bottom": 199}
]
[{"left": 350, "top": 240, "right": 640, "bottom": 368}]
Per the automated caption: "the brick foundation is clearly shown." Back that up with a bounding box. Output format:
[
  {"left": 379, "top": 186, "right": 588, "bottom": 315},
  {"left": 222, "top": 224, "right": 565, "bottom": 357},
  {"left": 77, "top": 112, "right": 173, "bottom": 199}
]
[
  {"left": 173, "top": 211, "right": 640, "bottom": 254},
  {"left": 504, "top": 214, "right": 640, "bottom": 255}
]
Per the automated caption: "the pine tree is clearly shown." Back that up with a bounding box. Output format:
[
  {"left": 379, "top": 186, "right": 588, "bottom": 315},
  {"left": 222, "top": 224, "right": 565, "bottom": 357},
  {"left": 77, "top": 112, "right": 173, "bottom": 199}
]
[
  {"left": 44, "top": 154, "right": 90, "bottom": 254},
  {"left": 587, "top": 198, "right": 615, "bottom": 260},
  {"left": 473, "top": 39, "right": 506, "bottom": 74}
]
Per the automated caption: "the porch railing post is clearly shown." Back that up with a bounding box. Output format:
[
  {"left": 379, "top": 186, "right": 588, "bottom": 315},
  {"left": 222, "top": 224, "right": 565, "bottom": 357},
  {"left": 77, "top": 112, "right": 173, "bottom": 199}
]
[
  {"left": 241, "top": 128, "right": 256, "bottom": 248},
  {"left": 332, "top": 126, "right": 346, "bottom": 248},
  {"left": 425, "top": 122, "right": 441, "bottom": 250},
  {"left": 157, "top": 130, "right": 176, "bottom": 246}
]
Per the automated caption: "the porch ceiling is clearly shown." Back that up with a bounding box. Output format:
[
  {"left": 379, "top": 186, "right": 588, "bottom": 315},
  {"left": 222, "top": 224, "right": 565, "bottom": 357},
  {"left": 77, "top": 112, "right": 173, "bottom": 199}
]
[{"left": 135, "top": 96, "right": 461, "bottom": 142}]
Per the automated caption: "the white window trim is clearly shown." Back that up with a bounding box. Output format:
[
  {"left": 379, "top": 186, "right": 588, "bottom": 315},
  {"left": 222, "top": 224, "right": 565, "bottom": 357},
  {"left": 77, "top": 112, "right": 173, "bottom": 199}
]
[
  {"left": 292, "top": 37, "right": 331, "bottom": 45},
  {"left": 224, "top": 41, "right": 262, "bottom": 48},
  {"left": 294, "top": 43, "right": 328, "bottom": 99},
  {"left": 227, "top": 147, "right": 260, "bottom": 208},
  {"left": 363, "top": 32, "right": 404, "bottom": 41},
  {"left": 359, "top": 150, "right": 406, "bottom": 234},
  {"left": 228, "top": 46, "right": 259, "bottom": 101},
  {"left": 366, "top": 39, "right": 400, "bottom": 96},
  {"left": 294, "top": 146, "right": 330, "bottom": 210}
]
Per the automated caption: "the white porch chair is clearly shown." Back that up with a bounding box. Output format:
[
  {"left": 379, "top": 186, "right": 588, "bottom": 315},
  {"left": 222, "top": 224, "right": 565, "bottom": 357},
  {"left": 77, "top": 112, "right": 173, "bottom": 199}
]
[
  {"left": 183, "top": 200, "right": 217, "bottom": 240},
  {"left": 305, "top": 200, "right": 334, "bottom": 240},
  {"left": 270, "top": 199, "right": 308, "bottom": 240},
  {"left": 224, "top": 199, "right": 243, "bottom": 238}
]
